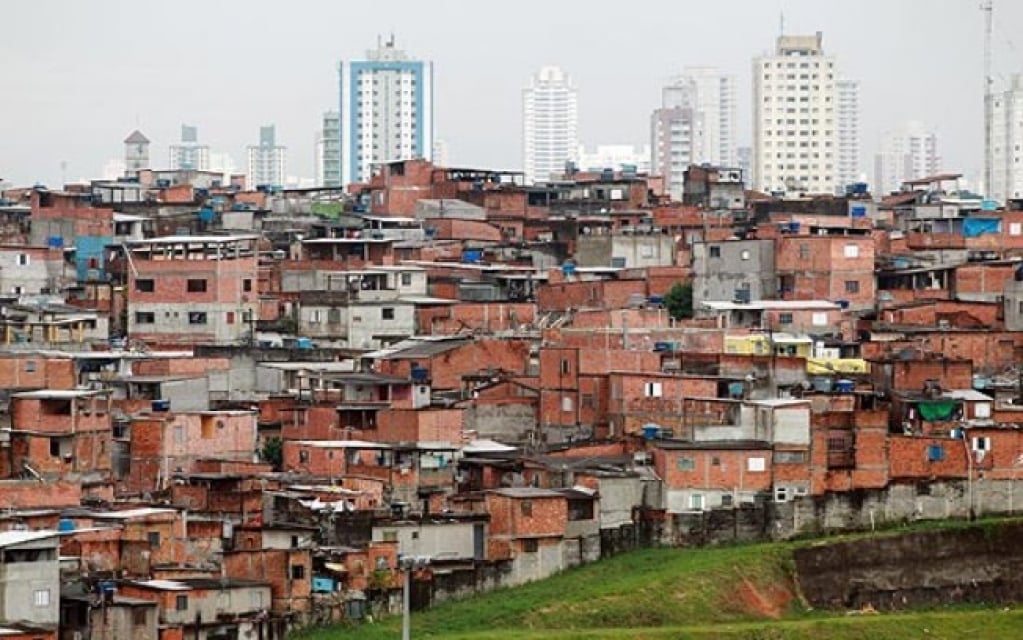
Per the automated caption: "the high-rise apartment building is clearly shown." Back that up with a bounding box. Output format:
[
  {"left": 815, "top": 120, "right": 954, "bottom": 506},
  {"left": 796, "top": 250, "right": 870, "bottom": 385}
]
[
  {"left": 752, "top": 32, "right": 840, "bottom": 195},
  {"left": 432, "top": 139, "right": 449, "bottom": 168},
  {"left": 650, "top": 102, "right": 698, "bottom": 200},
  {"left": 523, "top": 66, "right": 578, "bottom": 185},
  {"left": 835, "top": 79, "right": 861, "bottom": 191},
  {"left": 339, "top": 37, "right": 434, "bottom": 186},
  {"left": 988, "top": 74, "right": 1023, "bottom": 203},
  {"left": 168, "top": 124, "right": 210, "bottom": 171},
  {"left": 246, "top": 125, "right": 286, "bottom": 189},
  {"left": 124, "top": 130, "right": 150, "bottom": 174},
  {"left": 677, "top": 68, "right": 738, "bottom": 166},
  {"left": 874, "top": 121, "right": 940, "bottom": 196},
  {"left": 318, "top": 111, "right": 341, "bottom": 187},
  {"left": 576, "top": 144, "right": 651, "bottom": 174},
  {"left": 651, "top": 69, "right": 737, "bottom": 199},
  {"left": 736, "top": 146, "right": 752, "bottom": 187}
]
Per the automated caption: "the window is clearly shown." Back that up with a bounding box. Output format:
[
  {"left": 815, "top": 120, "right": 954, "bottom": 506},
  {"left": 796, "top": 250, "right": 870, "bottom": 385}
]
[
  {"left": 243, "top": 279, "right": 253, "bottom": 292},
  {"left": 561, "top": 396, "right": 573, "bottom": 412},
  {"left": 186, "top": 279, "right": 207, "bottom": 293},
  {"left": 778, "top": 313, "right": 793, "bottom": 325},
  {"left": 1011, "top": 222, "right": 1022, "bottom": 236},
  {"left": 845, "top": 280, "right": 859, "bottom": 294},
  {"left": 25, "top": 360, "right": 36, "bottom": 373},
  {"left": 382, "top": 307, "right": 395, "bottom": 320},
  {"left": 560, "top": 359, "right": 571, "bottom": 375},
  {"left": 972, "top": 436, "right": 992, "bottom": 452},
  {"left": 132, "top": 607, "right": 147, "bottom": 626},
  {"left": 50, "top": 438, "right": 60, "bottom": 457},
  {"left": 135, "top": 312, "right": 155, "bottom": 324},
  {"left": 644, "top": 382, "right": 663, "bottom": 398},
  {"left": 708, "top": 245, "right": 721, "bottom": 258},
  {"left": 175, "top": 596, "right": 188, "bottom": 611},
  {"left": 291, "top": 564, "right": 306, "bottom": 579},
  {"left": 148, "top": 531, "right": 160, "bottom": 547},
  {"left": 774, "top": 451, "right": 807, "bottom": 464},
  {"left": 689, "top": 494, "right": 704, "bottom": 511},
  {"left": 721, "top": 494, "right": 734, "bottom": 507},
  {"left": 188, "top": 312, "right": 207, "bottom": 325},
  {"left": 522, "top": 538, "right": 539, "bottom": 553},
  {"left": 812, "top": 312, "right": 827, "bottom": 326},
  {"left": 381, "top": 530, "right": 397, "bottom": 542},
  {"left": 135, "top": 279, "right": 155, "bottom": 292},
  {"left": 747, "top": 457, "right": 766, "bottom": 472},
  {"left": 676, "top": 457, "right": 695, "bottom": 471},
  {"left": 33, "top": 589, "right": 50, "bottom": 607},
  {"left": 298, "top": 449, "right": 309, "bottom": 463},
  {"left": 843, "top": 243, "right": 859, "bottom": 258},
  {"left": 798, "top": 243, "right": 810, "bottom": 260},
  {"left": 226, "top": 311, "right": 235, "bottom": 324},
  {"left": 401, "top": 272, "right": 412, "bottom": 286},
  {"left": 520, "top": 500, "right": 533, "bottom": 516}
]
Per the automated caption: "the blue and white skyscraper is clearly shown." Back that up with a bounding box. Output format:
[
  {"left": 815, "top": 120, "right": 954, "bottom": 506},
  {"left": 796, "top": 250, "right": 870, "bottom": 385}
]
[{"left": 339, "top": 37, "right": 434, "bottom": 186}]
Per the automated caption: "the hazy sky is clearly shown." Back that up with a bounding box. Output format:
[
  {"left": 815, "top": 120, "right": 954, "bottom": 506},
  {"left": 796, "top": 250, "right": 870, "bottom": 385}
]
[{"left": 2, "top": 0, "right": 1021, "bottom": 187}]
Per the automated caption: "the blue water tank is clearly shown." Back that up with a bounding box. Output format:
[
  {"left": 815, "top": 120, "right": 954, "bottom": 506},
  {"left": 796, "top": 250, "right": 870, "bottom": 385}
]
[
  {"left": 641, "top": 424, "right": 662, "bottom": 440},
  {"left": 653, "top": 341, "right": 673, "bottom": 352},
  {"left": 789, "top": 221, "right": 801, "bottom": 233},
  {"left": 728, "top": 382, "right": 746, "bottom": 399},
  {"left": 411, "top": 366, "right": 429, "bottom": 382},
  {"left": 836, "top": 379, "right": 855, "bottom": 393},
  {"left": 47, "top": 236, "right": 64, "bottom": 249},
  {"left": 462, "top": 250, "right": 483, "bottom": 263},
  {"left": 58, "top": 518, "right": 75, "bottom": 532},
  {"left": 850, "top": 205, "right": 867, "bottom": 218},
  {"left": 561, "top": 262, "right": 577, "bottom": 276},
  {"left": 811, "top": 378, "right": 833, "bottom": 393},
  {"left": 295, "top": 337, "right": 313, "bottom": 350},
  {"left": 152, "top": 399, "right": 171, "bottom": 412}
]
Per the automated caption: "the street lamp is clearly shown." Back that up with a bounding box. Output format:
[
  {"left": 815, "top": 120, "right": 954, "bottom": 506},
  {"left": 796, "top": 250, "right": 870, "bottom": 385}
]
[{"left": 398, "top": 554, "right": 431, "bottom": 640}]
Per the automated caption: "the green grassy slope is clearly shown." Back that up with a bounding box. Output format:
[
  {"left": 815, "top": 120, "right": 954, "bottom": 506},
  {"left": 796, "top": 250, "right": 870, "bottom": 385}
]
[{"left": 294, "top": 523, "right": 1023, "bottom": 640}]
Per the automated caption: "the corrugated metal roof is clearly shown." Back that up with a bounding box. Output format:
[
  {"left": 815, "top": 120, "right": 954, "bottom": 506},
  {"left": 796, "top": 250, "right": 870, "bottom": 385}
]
[{"left": 0, "top": 530, "right": 60, "bottom": 548}]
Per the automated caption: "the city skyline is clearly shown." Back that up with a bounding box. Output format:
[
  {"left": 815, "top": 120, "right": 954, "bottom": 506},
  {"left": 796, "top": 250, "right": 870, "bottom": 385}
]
[{"left": 1, "top": 0, "right": 1021, "bottom": 189}]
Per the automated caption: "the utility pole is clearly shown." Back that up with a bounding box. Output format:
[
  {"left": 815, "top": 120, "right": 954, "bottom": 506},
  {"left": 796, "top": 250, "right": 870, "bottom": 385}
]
[{"left": 982, "top": 0, "right": 994, "bottom": 198}]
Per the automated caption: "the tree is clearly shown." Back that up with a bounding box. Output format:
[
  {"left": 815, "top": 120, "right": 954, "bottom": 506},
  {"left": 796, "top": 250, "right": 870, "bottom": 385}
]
[
  {"left": 664, "top": 282, "right": 694, "bottom": 320},
  {"left": 260, "top": 436, "right": 283, "bottom": 471}
]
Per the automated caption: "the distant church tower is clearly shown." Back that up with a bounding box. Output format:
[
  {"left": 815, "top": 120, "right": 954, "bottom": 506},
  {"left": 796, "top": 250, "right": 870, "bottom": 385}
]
[{"left": 124, "top": 130, "right": 150, "bottom": 174}]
